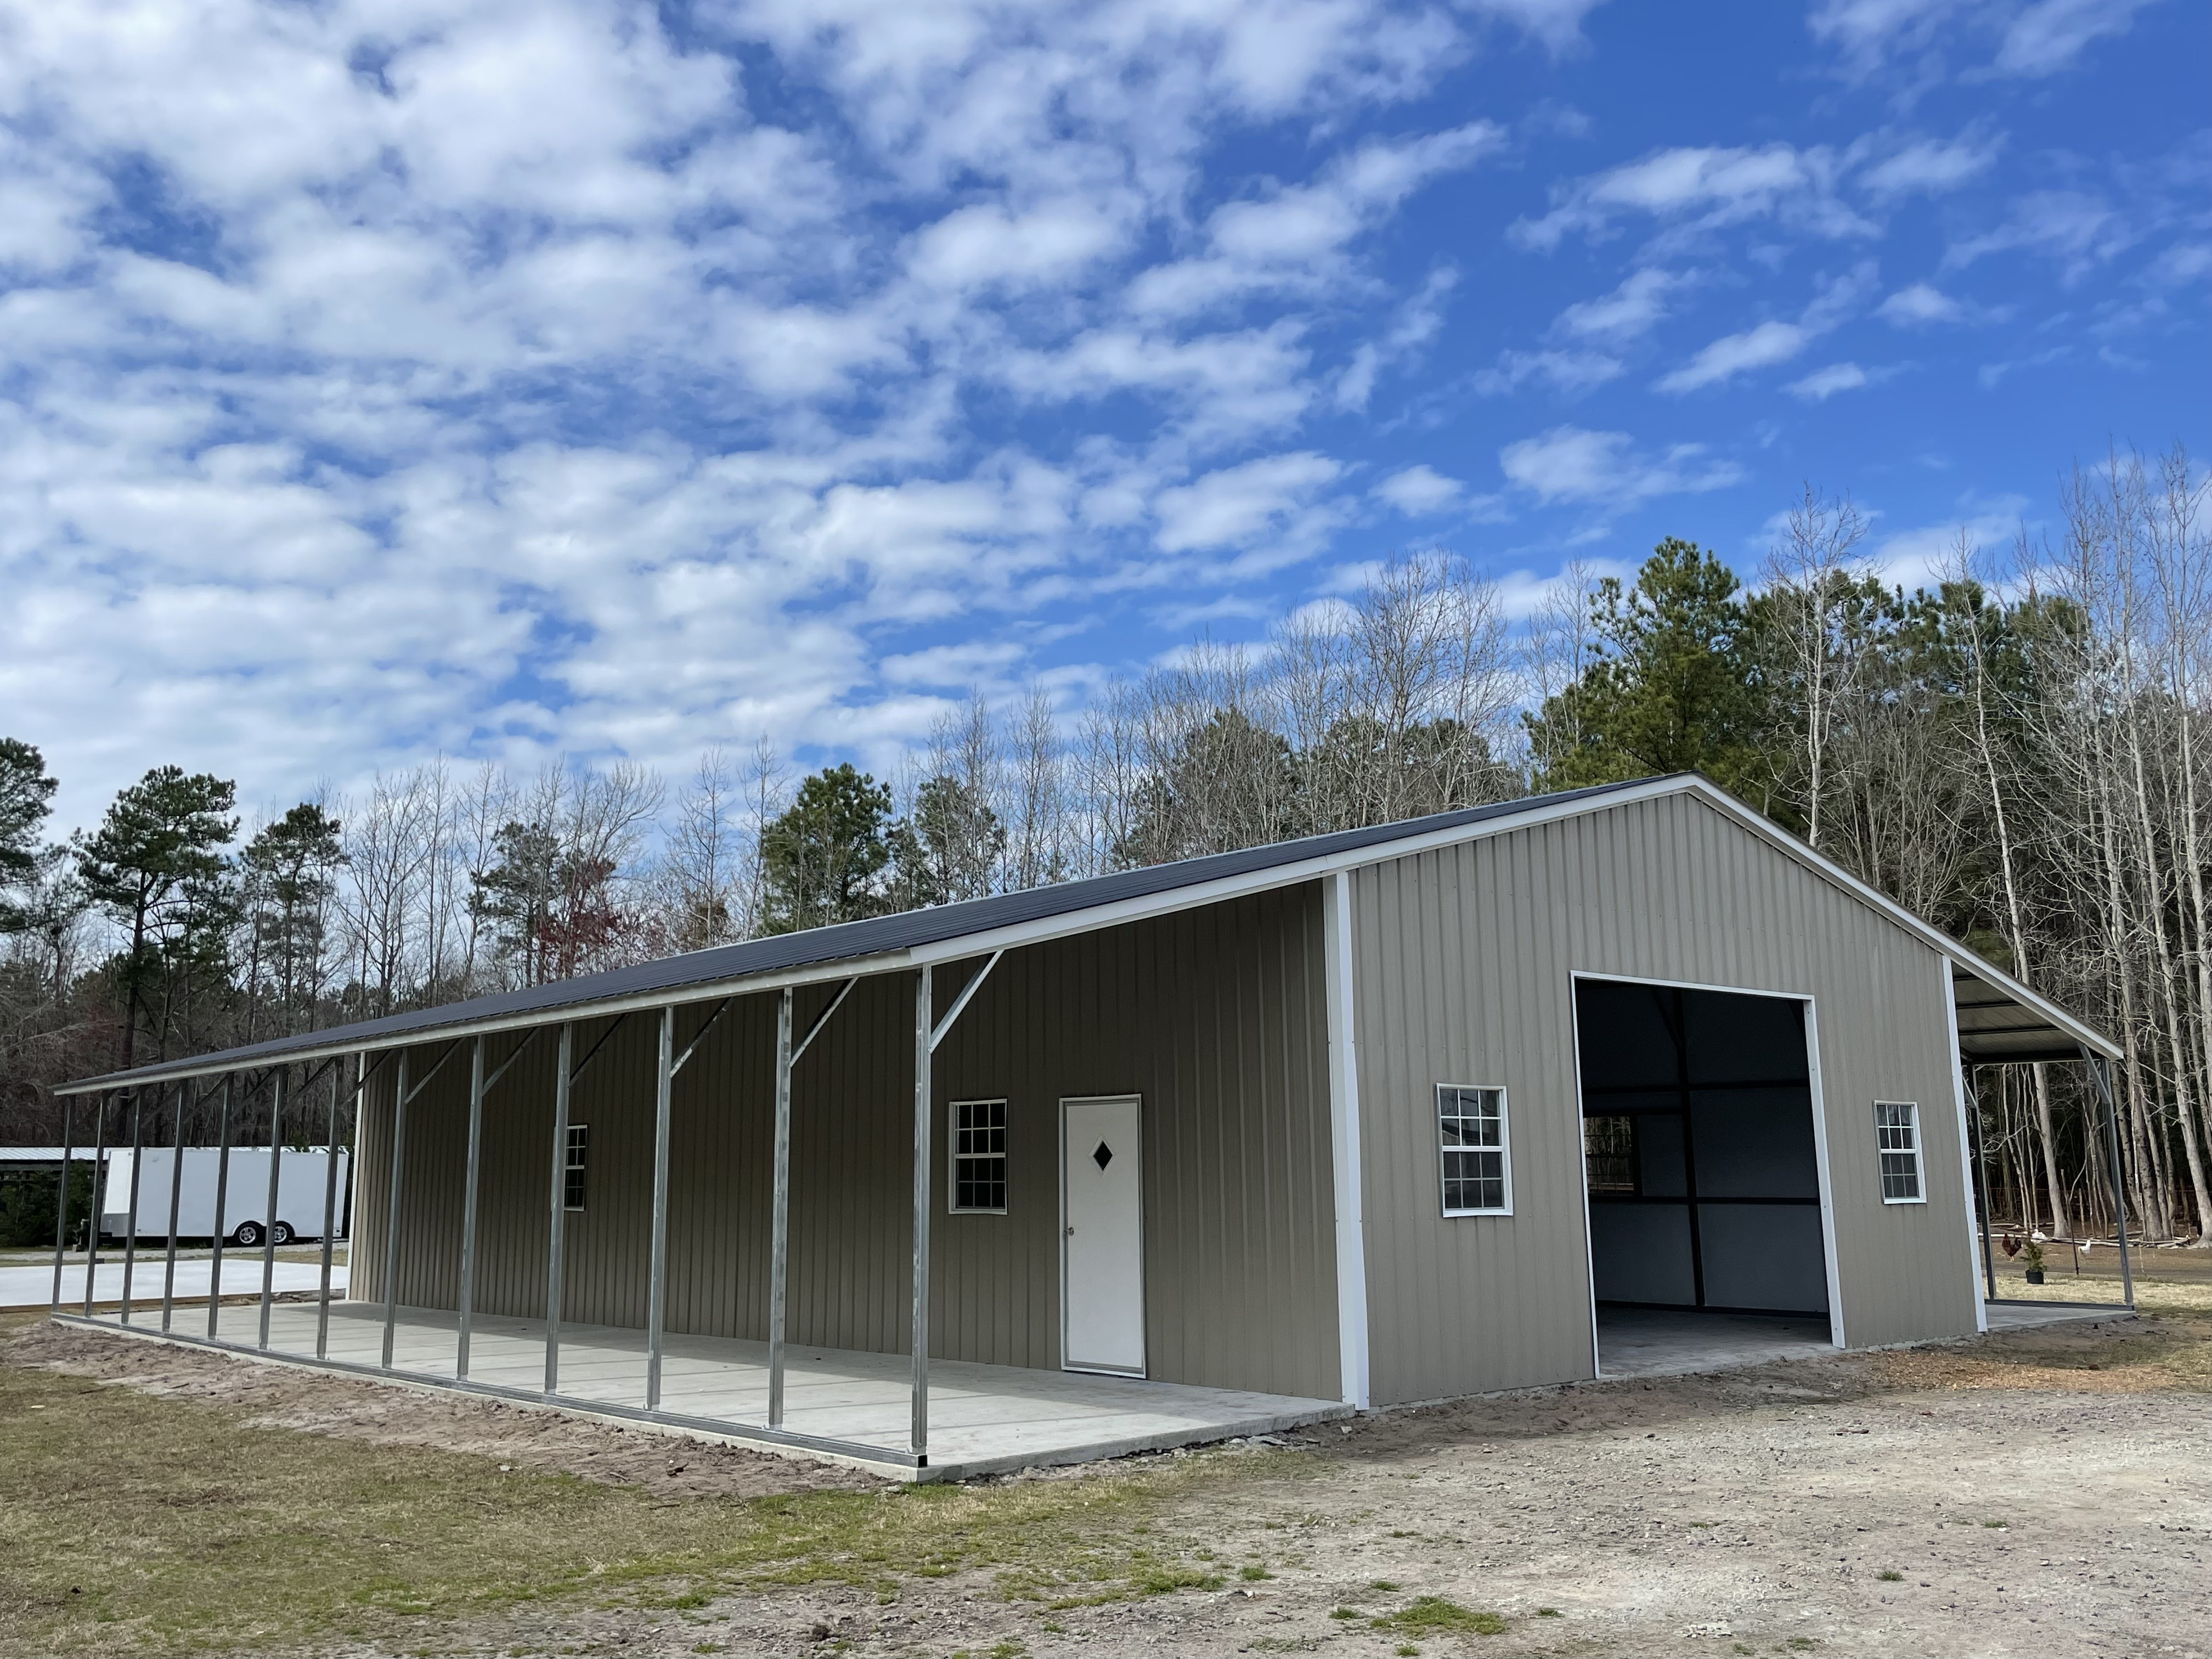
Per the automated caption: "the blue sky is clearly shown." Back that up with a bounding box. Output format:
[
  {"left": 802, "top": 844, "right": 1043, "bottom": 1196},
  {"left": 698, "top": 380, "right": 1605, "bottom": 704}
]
[{"left": 3, "top": 0, "right": 2206, "bottom": 830}]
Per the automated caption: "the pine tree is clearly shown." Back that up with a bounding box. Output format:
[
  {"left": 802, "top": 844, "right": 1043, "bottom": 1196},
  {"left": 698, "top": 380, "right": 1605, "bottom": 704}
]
[
  {"left": 73, "top": 766, "right": 239, "bottom": 1067},
  {"left": 1525, "top": 538, "right": 1769, "bottom": 796},
  {"left": 759, "top": 763, "right": 894, "bottom": 933}
]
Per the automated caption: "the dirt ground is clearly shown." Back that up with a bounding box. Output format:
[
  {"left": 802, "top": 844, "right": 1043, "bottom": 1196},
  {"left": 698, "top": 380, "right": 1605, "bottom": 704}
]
[
  {"left": 10, "top": 1302, "right": 2212, "bottom": 1658},
  {"left": 3, "top": 1316, "right": 880, "bottom": 1498}
]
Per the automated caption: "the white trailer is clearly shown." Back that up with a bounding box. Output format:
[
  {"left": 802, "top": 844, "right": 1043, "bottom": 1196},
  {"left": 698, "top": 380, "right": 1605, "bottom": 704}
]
[{"left": 101, "top": 1148, "right": 350, "bottom": 1247}]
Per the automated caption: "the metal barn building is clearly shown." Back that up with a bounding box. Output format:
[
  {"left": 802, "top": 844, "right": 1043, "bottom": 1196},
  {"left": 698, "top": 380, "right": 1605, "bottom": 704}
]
[{"left": 49, "top": 775, "right": 2125, "bottom": 1479}]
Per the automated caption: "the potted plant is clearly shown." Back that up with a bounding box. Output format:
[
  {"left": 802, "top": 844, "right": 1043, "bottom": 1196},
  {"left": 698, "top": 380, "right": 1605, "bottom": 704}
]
[{"left": 2021, "top": 1239, "right": 2046, "bottom": 1285}]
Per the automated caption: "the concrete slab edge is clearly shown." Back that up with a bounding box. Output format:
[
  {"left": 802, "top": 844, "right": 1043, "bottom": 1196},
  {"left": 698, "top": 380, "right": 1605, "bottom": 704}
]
[
  {"left": 45, "top": 1314, "right": 920, "bottom": 1482},
  {"left": 41, "top": 1314, "right": 1352, "bottom": 1484},
  {"left": 926, "top": 1400, "right": 1356, "bottom": 1483}
]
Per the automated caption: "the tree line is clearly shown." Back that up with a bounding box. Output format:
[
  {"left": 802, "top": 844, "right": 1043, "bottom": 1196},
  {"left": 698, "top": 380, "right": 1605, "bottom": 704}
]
[{"left": 3, "top": 448, "right": 2206, "bottom": 1245}]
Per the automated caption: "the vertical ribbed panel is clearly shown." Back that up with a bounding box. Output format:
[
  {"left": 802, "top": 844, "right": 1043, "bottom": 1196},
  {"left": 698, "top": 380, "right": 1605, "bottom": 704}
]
[
  {"left": 348, "top": 883, "right": 1339, "bottom": 1401},
  {"left": 1352, "top": 790, "right": 1973, "bottom": 1408}
]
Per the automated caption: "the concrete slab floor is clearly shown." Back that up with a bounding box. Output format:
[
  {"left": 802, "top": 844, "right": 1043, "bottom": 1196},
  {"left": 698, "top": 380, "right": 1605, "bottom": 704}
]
[
  {"left": 1983, "top": 1297, "right": 2134, "bottom": 1332},
  {"left": 72, "top": 1299, "right": 1347, "bottom": 1482},
  {"left": 1595, "top": 1306, "right": 1836, "bottom": 1379}
]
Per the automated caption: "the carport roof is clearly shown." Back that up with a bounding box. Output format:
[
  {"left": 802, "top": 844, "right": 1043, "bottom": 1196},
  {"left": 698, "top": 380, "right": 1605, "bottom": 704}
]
[
  {"left": 1948, "top": 965, "right": 2110, "bottom": 1065},
  {"left": 57, "top": 772, "right": 2118, "bottom": 1093}
]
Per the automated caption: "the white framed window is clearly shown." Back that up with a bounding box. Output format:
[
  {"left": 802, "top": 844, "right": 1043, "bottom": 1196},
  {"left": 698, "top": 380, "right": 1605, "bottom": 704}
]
[
  {"left": 1437, "top": 1085, "right": 1511, "bottom": 1216},
  {"left": 950, "top": 1099, "right": 1008, "bottom": 1214},
  {"left": 1875, "top": 1102, "right": 1923, "bottom": 1203},
  {"left": 564, "top": 1123, "right": 589, "bottom": 1212}
]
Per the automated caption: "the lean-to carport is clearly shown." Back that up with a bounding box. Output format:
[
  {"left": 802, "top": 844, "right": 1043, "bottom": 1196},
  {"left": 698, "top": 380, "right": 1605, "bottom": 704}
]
[
  {"left": 44, "top": 942, "right": 1351, "bottom": 1478},
  {"left": 1948, "top": 963, "right": 2136, "bottom": 1318},
  {"left": 43, "top": 774, "right": 1488, "bottom": 1472}
]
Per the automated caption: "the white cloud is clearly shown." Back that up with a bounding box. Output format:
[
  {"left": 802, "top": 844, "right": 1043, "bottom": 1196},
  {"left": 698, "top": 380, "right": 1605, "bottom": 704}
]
[
  {"left": 1810, "top": 0, "right": 2154, "bottom": 80},
  {"left": 1859, "top": 132, "right": 2004, "bottom": 200},
  {"left": 1809, "top": 0, "right": 1963, "bottom": 63},
  {"left": 1153, "top": 452, "right": 1344, "bottom": 553},
  {"left": 908, "top": 199, "right": 1132, "bottom": 292},
  {"left": 1553, "top": 268, "right": 1691, "bottom": 342},
  {"left": 2, "top": 0, "right": 1562, "bottom": 826},
  {"left": 1472, "top": 348, "right": 1624, "bottom": 396},
  {"left": 1943, "top": 189, "right": 2132, "bottom": 280},
  {"left": 1869, "top": 499, "right": 2030, "bottom": 592},
  {"left": 1004, "top": 321, "right": 1316, "bottom": 445},
  {"left": 1787, "top": 362, "right": 1871, "bottom": 400},
  {"left": 1513, "top": 143, "right": 1869, "bottom": 252},
  {"left": 1990, "top": 0, "right": 2159, "bottom": 77},
  {"left": 1464, "top": 0, "right": 1615, "bottom": 50},
  {"left": 1656, "top": 320, "right": 1812, "bottom": 393},
  {"left": 1130, "top": 125, "right": 1501, "bottom": 318},
  {"left": 1373, "top": 465, "right": 1464, "bottom": 515},
  {"left": 2145, "top": 243, "right": 2212, "bottom": 288},
  {"left": 1498, "top": 425, "right": 1742, "bottom": 508},
  {"left": 1654, "top": 261, "right": 1875, "bottom": 392},
  {"left": 1878, "top": 281, "right": 1966, "bottom": 324}
]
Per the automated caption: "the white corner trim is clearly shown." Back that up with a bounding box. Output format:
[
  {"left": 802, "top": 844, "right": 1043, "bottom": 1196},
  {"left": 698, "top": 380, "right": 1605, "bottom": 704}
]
[
  {"left": 1942, "top": 961, "right": 1990, "bottom": 1334},
  {"left": 1800, "top": 995, "right": 1848, "bottom": 1351},
  {"left": 1567, "top": 982, "right": 1602, "bottom": 1381},
  {"left": 1322, "top": 871, "right": 1371, "bottom": 1411}
]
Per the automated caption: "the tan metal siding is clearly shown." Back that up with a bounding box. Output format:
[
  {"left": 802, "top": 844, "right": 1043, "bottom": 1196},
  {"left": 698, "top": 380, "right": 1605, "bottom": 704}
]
[
  {"left": 1353, "top": 791, "right": 1974, "bottom": 1407},
  {"left": 351, "top": 884, "right": 1340, "bottom": 1401}
]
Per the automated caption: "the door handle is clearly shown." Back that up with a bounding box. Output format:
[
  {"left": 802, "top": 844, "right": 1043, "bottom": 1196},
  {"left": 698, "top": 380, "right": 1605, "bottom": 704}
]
[{"left": 1065, "top": 1226, "right": 1075, "bottom": 1237}]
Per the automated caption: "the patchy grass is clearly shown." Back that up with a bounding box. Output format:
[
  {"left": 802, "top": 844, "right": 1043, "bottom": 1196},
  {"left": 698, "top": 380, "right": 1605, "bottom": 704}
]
[
  {"left": 0, "top": 1313, "right": 1299, "bottom": 1657},
  {"left": 1371, "top": 1596, "right": 1509, "bottom": 1636},
  {"left": 1871, "top": 1284, "right": 2212, "bottom": 1397}
]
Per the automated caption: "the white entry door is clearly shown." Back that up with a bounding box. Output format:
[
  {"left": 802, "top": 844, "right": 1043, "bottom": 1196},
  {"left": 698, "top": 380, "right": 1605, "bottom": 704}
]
[{"left": 1061, "top": 1095, "right": 1146, "bottom": 1376}]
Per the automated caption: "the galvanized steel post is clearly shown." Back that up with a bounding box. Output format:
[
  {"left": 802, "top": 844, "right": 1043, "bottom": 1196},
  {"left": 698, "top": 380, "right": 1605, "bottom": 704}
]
[
  {"left": 910, "top": 965, "right": 932, "bottom": 1460},
  {"left": 119, "top": 1090, "right": 145, "bottom": 1323},
  {"left": 768, "top": 986, "right": 793, "bottom": 1428},
  {"left": 315, "top": 1061, "right": 346, "bottom": 1359},
  {"left": 258, "top": 1070, "right": 286, "bottom": 1348},
  {"left": 545, "top": 1023, "right": 573, "bottom": 1395},
  {"left": 50, "top": 1098, "right": 74, "bottom": 1313},
  {"left": 2084, "top": 1049, "right": 2135, "bottom": 1308},
  {"left": 161, "top": 1082, "right": 187, "bottom": 1331},
  {"left": 381, "top": 1051, "right": 409, "bottom": 1371},
  {"left": 82, "top": 1091, "right": 108, "bottom": 1317},
  {"left": 207, "top": 1081, "right": 232, "bottom": 1338},
  {"left": 456, "top": 1035, "right": 486, "bottom": 1381},
  {"left": 1965, "top": 1065, "right": 1999, "bottom": 1302},
  {"left": 645, "top": 1006, "right": 674, "bottom": 1410}
]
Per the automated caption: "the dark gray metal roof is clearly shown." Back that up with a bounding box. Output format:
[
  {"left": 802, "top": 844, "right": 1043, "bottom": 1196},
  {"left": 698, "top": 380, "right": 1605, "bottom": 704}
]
[{"left": 62, "top": 778, "right": 1657, "bottom": 1092}]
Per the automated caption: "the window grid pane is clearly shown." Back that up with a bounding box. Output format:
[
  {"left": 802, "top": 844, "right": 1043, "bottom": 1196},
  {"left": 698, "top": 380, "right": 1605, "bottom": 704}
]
[
  {"left": 951, "top": 1100, "right": 1008, "bottom": 1213},
  {"left": 563, "top": 1124, "right": 588, "bottom": 1212},
  {"left": 1874, "top": 1102, "right": 1922, "bottom": 1201},
  {"left": 1438, "top": 1086, "right": 1509, "bottom": 1214}
]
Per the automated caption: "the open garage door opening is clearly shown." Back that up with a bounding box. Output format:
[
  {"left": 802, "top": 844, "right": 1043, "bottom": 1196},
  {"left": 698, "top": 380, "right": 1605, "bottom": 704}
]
[{"left": 1576, "top": 977, "right": 1837, "bottom": 1379}]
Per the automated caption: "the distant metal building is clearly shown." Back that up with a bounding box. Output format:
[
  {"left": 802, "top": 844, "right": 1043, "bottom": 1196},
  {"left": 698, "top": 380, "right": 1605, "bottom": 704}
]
[{"left": 49, "top": 775, "right": 2124, "bottom": 1479}]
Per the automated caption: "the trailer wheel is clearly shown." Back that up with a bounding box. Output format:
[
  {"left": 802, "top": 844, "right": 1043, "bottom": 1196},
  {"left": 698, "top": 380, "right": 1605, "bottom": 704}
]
[
  {"left": 231, "top": 1220, "right": 264, "bottom": 1249},
  {"left": 272, "top": 1222, "right": 295, "bottom": 1246}
]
